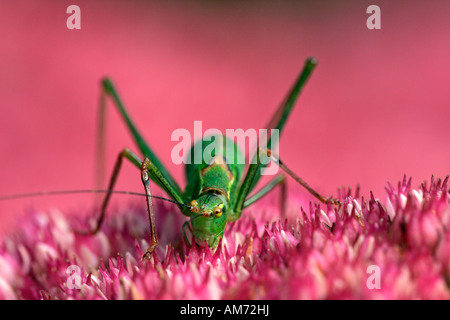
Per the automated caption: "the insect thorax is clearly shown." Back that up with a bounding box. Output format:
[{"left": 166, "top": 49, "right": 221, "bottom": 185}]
[{"left": 184, "top": 135, "right": 245, "bottom": 205}]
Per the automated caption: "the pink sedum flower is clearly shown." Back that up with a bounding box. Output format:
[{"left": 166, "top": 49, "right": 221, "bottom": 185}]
[{"left": 1, "top": 175, "right": 450, "bottom": 300}]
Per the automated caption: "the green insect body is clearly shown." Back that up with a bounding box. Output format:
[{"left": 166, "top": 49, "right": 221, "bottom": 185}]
[
  {"left": 83, "top": 57, "right": 338, "bottom": 259},
  {"left": 185, "top": 135, "right": 245, "bottom": 247}
]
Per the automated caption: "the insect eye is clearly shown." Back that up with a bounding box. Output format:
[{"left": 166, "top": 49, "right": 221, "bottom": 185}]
[
  {"left": 213, "top": 207, "right": 222, "bottom": 218},
  {"left": 190, "top": 200, "right": 199, "bottom": 213}
]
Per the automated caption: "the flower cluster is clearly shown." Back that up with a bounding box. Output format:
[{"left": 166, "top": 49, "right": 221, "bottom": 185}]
[{"left": 1, "top": 176, "right": 449, "bottom": 299}]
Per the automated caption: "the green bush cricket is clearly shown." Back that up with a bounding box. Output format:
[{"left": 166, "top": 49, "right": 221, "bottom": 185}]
[
  {"left": 78, "top": 57, "right": 340, "bottom": 260},
  {"left": 1, "top": 58, "right": 339, "bottom": 260}
]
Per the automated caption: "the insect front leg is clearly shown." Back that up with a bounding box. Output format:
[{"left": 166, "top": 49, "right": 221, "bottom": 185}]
[
  {"left": 76, "top": 147, "right": 142, "bottom": 235},
  {"left": 232, "top": 148, "right": 339, "bottom": 222},
  {"left": 243, "top": 174, "right": 287, "bottom": 216},
  {"left": 260, "top": 148, "right": 341, "bottom": 205},
  {"left": 182, "top": 221, "right": 193, "bottom": 247},
  {"left": 140, "top": 157, "right": 192, "bottom": 259},
  {"left": 140, "top": 158, "right": 158, "bottom": 260},
  {"left": 231, "top": 162, "right": 287, "bottom": 221},
  {"left": 77, "top": 148, "right": 165, "bottom": 260}
]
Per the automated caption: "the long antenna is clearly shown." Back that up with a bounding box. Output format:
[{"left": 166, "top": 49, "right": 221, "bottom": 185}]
[{"left": 0, "top": 189, "right": 191, "bottom": 209}]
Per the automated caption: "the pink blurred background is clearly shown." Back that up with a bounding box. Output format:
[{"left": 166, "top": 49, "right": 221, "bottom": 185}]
[{"left": 0, "top": 1, "right": 449, "bottom": 234}]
